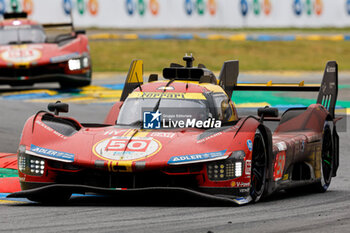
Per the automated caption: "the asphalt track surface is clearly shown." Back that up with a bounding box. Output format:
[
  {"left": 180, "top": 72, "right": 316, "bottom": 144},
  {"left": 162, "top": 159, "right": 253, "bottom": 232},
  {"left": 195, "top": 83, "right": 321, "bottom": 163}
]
[{"left": 0, "top": 74, "right": 349, "bottom": 233}]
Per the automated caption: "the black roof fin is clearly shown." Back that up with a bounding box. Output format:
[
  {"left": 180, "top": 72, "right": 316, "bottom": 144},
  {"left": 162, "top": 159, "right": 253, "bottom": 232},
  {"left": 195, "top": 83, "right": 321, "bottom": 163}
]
[
  {"left": 219, "top": 60, "right": 239, "bottom": 98},
  {"left": 316, "top": 61, "right": 338, "bottom": 119},
  {"left": 3, "top": 12, "right": 28, "bottom": 19},
  {"left": 183, "top": 53, "right": 194, "bottom": 67}
]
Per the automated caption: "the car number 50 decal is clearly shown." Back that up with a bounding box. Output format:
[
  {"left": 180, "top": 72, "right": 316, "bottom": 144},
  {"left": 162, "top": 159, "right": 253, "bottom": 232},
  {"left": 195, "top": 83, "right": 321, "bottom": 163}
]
[
  {"left": 93, "top": 136, "right": 161, "bottom": 161},
  {"left": 1, "top": 47, "right": 41, "bottom": 63},
  {"left": 273, "top": 151, "right": 286, "bottom": 181}
]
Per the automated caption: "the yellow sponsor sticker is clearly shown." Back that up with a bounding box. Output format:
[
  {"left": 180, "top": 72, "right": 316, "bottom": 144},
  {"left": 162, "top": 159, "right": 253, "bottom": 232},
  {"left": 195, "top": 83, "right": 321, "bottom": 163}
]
[
  {"left": 108, "top": 161, "right": 133, "bottom": 172},
  {"left": 128, "top": 92, "right": 206, "bottom": 100}
]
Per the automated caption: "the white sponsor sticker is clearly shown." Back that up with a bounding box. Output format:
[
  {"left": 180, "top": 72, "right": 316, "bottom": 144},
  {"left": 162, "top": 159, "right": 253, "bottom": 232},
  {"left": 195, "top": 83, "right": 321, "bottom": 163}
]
[
  {"left": 327, "top": 66, "right": 336, "bottom": 73},
  {"left": 150, "top": 132, "right": 176, "bottom": 138},
  {"left": 245, "top": 160, "right": 251, "bottom": 175},
  {"left": 275, "top": 142, "right": 287, "bottom": 151},
  {"left": 103, "top": 129, "right": 127, "bottom": 136}
]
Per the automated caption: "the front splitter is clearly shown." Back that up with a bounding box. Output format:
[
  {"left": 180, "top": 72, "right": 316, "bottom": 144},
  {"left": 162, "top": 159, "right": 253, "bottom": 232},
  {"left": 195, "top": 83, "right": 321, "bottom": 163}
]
[{"left": 7, "top": 184, "right": 252, "bottom": 206}]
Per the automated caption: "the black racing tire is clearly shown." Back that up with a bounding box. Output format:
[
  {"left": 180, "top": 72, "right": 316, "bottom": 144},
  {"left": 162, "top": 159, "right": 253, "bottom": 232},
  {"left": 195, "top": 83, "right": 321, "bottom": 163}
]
[
  {"left": 10, "top": 83, "right": 34, "bottom": 87},
  {"left": 59, "top": 79, "right": 91, "bottom": 89},
  {"left": 27, "top": 191, "right": 72, "bottom": 204},
  {"left": 312, "top": 124, "right": 333, "bottom": 193},
  {"left": 250, "top": 130, "right": 267, "bottom": 202}
]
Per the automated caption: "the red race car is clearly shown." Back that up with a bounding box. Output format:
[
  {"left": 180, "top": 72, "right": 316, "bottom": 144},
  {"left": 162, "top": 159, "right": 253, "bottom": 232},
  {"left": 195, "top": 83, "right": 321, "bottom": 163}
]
[
  {"left": 8, "top": 55, "right": 339, "bottom": 205},
  {"left": 0, "top": 12, "right": 91, "bottom": 88}
]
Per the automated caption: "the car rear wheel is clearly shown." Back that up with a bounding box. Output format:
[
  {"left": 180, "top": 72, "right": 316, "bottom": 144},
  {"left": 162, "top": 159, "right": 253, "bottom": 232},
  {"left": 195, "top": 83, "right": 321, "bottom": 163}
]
[
  {"left": 59, "top": 80, "right": 91, "bottom": 89},
  {"left": 10, "top": 83, "right": 34, "bottom": 87},
  {"left": 250, "top": 130, "right": 267, "bottom": 202},
  {"left": 313, "top": 124, "right": 333, "bottom": 192}
]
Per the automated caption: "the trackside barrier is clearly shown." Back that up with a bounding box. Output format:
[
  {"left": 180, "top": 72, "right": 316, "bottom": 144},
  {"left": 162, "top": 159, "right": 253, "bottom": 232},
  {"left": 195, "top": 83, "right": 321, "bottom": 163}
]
[{"left": 87, "top": 33, "right": 349, "bottom": 41}]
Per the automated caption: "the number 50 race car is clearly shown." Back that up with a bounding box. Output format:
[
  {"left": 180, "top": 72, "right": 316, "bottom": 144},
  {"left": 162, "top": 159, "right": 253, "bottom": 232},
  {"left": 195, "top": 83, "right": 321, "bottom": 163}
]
[
  {"left": 0, "top": 12, "right": 91, "bottom": 88},
  {"left": 8, "top": 55, "right": 339, "bottom": 205}
]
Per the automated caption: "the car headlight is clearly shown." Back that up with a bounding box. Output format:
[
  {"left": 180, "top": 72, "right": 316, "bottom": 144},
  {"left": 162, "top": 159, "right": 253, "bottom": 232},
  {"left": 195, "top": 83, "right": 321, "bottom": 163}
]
[
  {"left": 206, "top": 150, "right": 245, "bottom": 181},
  {"left": 68, "top": 58, "right": 82, "bottom": 70},
  {"left": 18, "top": 145, "right": 46, "bottom": 176},
  {"left": 68, "top": 57, "right": 89, "bottom": 71},
  {"left": 82, "top": 57, "right": 89, "bottom": 68}
]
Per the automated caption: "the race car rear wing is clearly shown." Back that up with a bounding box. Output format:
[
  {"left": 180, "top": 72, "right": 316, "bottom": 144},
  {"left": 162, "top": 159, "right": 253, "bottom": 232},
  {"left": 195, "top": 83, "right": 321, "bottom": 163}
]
[
  {"left": 219, "top": 61, "right": 338, "bottom": 118},
  {"left": 120, "top": 60, "right": 144, "bottom": 101},
  {"left": 43, "top": 22, "right": 87, "bottom": 44},
  {"left": 3, "top": 12, "right": 28, "bottom": 19},
  {"left": 43, "top": 23, "right": 74, "bottom": 30}
]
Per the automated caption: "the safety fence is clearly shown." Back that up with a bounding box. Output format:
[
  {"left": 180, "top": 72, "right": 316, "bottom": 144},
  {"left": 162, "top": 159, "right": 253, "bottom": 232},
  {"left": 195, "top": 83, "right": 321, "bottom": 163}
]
[
  {"left": 88, "top": 33, "right": 350, "bottom": 41},
  {"left": 1, "top": 0, "right": 350, "bottom": 28}
]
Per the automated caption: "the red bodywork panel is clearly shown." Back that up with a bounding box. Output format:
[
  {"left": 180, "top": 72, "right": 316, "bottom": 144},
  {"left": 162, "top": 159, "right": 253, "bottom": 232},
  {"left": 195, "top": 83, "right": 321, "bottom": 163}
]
[
  {"left": 0, "top": 153, "right": 21, "bottom": 193},
  {"left": 104, "top": 101, "right": 123, "bottom": 125},
  {"left": 18, "top": 113, "right": 259, "bottom": 189}
]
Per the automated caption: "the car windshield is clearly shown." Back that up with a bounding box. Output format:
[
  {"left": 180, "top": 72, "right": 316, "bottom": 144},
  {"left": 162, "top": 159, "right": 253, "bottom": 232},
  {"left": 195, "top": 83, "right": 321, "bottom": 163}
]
[
  {"left": 0, "top": 26, "right": 46, "bottom": 45},
  {"left": 117, "top": 93, "right": 211, "bottom": 127}
]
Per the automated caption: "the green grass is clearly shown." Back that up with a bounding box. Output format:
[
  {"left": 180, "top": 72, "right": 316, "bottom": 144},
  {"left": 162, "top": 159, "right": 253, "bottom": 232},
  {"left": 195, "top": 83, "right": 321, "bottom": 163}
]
[{"left": 90, "top": 40, "right": 350, "bottom": 72}]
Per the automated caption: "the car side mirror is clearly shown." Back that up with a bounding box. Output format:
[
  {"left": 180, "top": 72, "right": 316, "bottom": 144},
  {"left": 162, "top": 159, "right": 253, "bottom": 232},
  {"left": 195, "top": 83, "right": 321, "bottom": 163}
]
[
  {"left": 48, "top": 101, "right": 69, "bottom": 116},
  {"left": 148, "top": 74, "right": 158, "bottom": 82},
  {"left": 258, "top": 106, "right": 278, "bottom": 122}
]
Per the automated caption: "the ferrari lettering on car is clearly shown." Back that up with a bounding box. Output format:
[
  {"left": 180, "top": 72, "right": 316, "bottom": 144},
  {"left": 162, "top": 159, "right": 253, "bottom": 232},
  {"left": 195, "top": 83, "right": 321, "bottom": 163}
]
[
  {"left": 197, "top": 132, "right": 222, "bottom": 143},
  {"left": 149, "top": 132, "right": 176, "bottom": 138},
  {"left": 129, "top": 92, "right": 206, "bottom": 99},
  {"left": 8, "top": 55, "right": 340, "bottom": 206}
]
